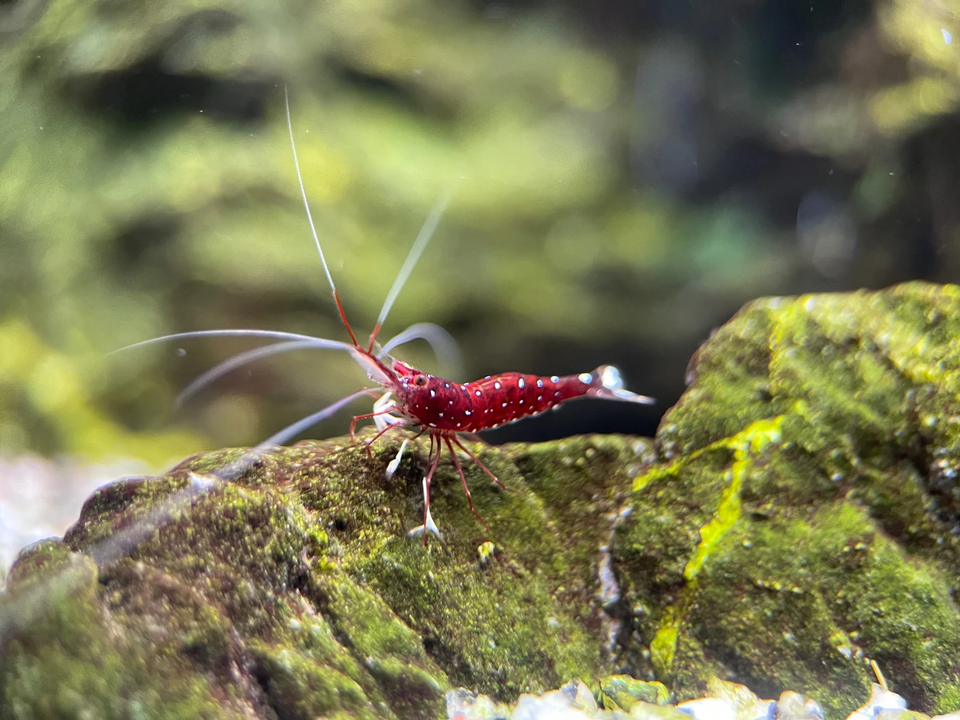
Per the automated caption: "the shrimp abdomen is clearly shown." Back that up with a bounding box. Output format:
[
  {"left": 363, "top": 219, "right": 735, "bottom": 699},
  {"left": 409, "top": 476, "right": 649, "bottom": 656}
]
[{"left": 459, "top": 372, "right": 589, "bottom": 431}]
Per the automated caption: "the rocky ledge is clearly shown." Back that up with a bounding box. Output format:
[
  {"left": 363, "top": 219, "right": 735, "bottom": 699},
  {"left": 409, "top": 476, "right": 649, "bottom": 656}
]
[{"left": 3, "top": 282, "right": 960, "bottom": 719}]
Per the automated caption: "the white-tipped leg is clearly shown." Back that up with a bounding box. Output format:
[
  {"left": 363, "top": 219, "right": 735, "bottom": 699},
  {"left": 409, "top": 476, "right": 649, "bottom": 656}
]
[
  {"left": 407, "top": 506, "right": 442, "bottom": 541},
  {"left": 407, "top": 477, "right": 442, "bottom": 541},
  {"left": 385, "top": 439, "right": 409, "bottom": 479}
]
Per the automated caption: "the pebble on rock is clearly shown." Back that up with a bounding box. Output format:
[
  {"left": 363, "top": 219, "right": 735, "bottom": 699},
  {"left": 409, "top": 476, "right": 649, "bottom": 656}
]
[
  {"left": 676, "top": 697, "right": 735, "bottom": 720},
  {"left": 847, "top": 684, "right": 907, "bottom": 720}
]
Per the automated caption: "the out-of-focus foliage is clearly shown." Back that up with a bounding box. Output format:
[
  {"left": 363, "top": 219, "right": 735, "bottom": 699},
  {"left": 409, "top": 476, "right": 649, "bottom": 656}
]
[
  {"left": 0, "top": 319, "right": 198, "bottom": 460},
  {"left": 875, "top": 0, "right": 960, "bottom": 135},
  {"left": 0, "top": 0, "right": 959, "bottom": 461}
]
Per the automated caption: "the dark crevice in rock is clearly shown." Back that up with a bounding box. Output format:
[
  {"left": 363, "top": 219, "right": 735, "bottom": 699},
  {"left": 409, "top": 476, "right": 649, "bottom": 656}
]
[{"left": 249, "top": 655, "right": 283, "bottom": 720}]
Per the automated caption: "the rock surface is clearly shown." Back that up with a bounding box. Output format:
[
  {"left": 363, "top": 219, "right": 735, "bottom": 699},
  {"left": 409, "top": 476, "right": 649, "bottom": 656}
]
[
  {"left": 617, "top": 282, "right": 960, "bottom": 716},
  {"left": 4, "top": 282, "right": 960, "bottom": 718},
  {"left": 1, "top": 434, "right": 647, "bottom": 719}
]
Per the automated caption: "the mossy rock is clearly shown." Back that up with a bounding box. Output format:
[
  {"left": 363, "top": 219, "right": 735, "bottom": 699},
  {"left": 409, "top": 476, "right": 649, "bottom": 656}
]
[
  {"left": 617, "top": 281, "right": 960, "bottom": 717},
  {"left": 0, "top": 434, "right": 645, "bottom": 719},
  {"left": 4, "top": 282, "right": 960, "bottom": 719}
]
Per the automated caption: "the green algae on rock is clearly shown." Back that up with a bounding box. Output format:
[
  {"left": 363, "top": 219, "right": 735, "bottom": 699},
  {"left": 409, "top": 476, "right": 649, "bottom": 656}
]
[
  {"left": 599, "top": 674, "right": 671, "bottom": 710},
  {"left": 0, "top": 434, "right": 648, "bottom": 719},
  {"left": 617, "top": 282, "right": 960, "bottom": 717}
]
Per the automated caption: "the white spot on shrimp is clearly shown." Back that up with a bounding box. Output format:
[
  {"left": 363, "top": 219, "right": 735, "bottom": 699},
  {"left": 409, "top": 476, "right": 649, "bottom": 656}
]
[
  {"left": 537, "top": 396, "right": 543, "bottom": 402},
  {"left": 430, "top": 390, "right": 436, "bottom": 397},
  {"left": 448, "top": 399, "right": 454, "bottom": 405},
  {"left": 439, "top": 412, "right": 444, "bottom": 418},
  {"left": 554, "top": 391, "right": 560, "bottom": 398},
  {"left": 444, "top": 383, "right": 450, "bottom": 389},
  {"left": 475, "top": 390, "right": 482, "bottom": 397},
  {"left": 519, "top": 399, "right": 524, "bottom": 405},
  {"left": 537, "top": 379, "right": 544, "bottom": 388},
  {"left": 465, "top": 410, "right": 472, "bottom": 416},
  {"left": 494, "top": 381, "right": 501, "bottom": 390},
  {"left": 578, "top": 372, "right": 592, "bottom": 384},
  {"left": 518, "top": 378, "right": 525, "bottom": 389},
  {"left": 551, "top": 376, "right": 559, "bottom": 383},
  {"left": 456, "top": 422, "right": 461, "bottom": 427},
  {"left": 502, "top": 402, "right": 507, "bottom": 408}
]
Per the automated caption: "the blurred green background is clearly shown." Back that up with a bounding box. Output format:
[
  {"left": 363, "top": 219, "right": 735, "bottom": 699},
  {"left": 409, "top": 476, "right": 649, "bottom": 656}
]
[{"left": 1, "top": 0, "right": 959, "bottom": 473}]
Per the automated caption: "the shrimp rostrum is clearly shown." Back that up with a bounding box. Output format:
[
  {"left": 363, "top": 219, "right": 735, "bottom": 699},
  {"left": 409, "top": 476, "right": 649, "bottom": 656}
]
[{"left": 119, "top": 88, "right": 654, "bottom": 543}]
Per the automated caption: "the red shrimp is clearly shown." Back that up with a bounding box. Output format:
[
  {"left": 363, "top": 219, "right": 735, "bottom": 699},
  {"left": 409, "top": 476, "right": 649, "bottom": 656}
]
[
  {"left": 118, "top": 88, "right": 654, "bottom": 543},
  {"left": 346, "top": 341, "right": 652, "bottom": 539}
]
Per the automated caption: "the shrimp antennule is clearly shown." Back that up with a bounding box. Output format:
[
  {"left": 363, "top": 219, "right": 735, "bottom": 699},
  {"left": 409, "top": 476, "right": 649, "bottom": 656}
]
[
  {"left": 368, "top": 180, "right": 462, "bottom": 352},
  {"left": 174, "top": 323, "right": 461, "bottom": 407},
  {"left": 109, "top": 329, "right": 355, "bottom": 356}
]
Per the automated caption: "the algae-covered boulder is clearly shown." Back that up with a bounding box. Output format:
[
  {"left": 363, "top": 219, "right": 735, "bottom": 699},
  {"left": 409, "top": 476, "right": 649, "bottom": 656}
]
[
  {"left": 617, "top": 281, "right": 960, "bottom": 717},
  {"left": 4, "top": 282, "right": 960, "bottom": 719}
]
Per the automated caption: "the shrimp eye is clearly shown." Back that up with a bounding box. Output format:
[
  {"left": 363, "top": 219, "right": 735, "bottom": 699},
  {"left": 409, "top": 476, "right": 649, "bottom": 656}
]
[{"left": 414, "top": 374, "right": 428, "bottom": 387}]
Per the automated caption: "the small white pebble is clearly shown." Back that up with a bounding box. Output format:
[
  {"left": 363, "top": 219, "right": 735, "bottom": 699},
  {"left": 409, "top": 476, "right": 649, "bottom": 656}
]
[
  {"left": 677, "top": 698, "right": 735, "bottom": 720},
  {"left": 847, "top": 684, "right": 906, "bottom": 720}
]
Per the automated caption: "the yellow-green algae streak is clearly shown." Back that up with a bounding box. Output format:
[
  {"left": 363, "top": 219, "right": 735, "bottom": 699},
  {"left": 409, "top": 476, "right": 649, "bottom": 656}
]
[
  {"left": 5, "top": 282, "right": 960, "bottom": 718},
  {"left": 644, "top": 416, "right": 784, "bottom": 679}
]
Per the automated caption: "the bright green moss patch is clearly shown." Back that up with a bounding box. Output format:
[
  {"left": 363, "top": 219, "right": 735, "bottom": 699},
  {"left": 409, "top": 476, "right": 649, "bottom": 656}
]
[{"left": 599, "top": 674, "right": 671, "bottom": 710}]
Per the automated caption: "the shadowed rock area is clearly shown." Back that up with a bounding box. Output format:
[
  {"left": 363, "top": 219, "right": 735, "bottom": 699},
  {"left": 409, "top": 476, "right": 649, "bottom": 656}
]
[{"left": 4, "top": 282, "right": 960, "bottom": 718}]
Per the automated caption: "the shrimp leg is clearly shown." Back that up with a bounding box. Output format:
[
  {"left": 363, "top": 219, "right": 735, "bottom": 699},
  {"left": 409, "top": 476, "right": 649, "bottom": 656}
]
[
  {"left": 452, "top": 436, "right": 516, "bottom": 494},
  {"left": 408, "top": 434, "right": 443, "bottom": 543},
  {"left": 444, "top": 436, "right": 491, "bottom": 533},
  {"left": 350, "top": 408, "right": 401, "bottom": 444}
]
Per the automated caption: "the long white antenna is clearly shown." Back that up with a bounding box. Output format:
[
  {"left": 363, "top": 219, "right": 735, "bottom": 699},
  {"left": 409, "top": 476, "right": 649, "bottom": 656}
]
[
  {"left": 176, "top": 339, "right": 324, "bottom": 407},
  {"left": 284, "top": 85, "right": 360, "bottom": 347},
  {"left": 284, "top": 85, "right": 337, "bottom": 297},
  {"left": 381, "top": 322, "right": 463, "bottom": 378},
  {"left": 109, "top": 329, "right": 353, "bottom": 355},
  {"left": 260, "top": 388, "right": 372, "bottom": 447}
]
